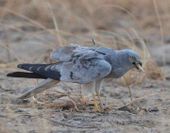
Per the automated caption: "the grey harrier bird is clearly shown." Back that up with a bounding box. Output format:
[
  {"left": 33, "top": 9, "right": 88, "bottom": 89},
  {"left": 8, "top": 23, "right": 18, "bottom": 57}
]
[{"left": 7, "top": 44, "right": 144, "bottom": 109}]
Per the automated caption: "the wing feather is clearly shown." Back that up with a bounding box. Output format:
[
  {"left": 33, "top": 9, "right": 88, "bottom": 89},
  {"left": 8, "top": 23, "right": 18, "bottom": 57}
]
[
  {"left": 50, "top": 44, "right": 113, "bottom": 62},
  {"left": 50, "top": 44, "right": 79, "bottom": 61},
  {"left": 60, "top": 58, "right": 112, "bottom": 84}
]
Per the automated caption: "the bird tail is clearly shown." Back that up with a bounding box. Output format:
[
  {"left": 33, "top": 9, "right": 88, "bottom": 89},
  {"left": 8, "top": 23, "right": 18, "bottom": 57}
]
[
  {"left": 18, "top": 78, "right": 59, "bottom": 99},
  {"left": 7, "top": 72, "right": 47, "bottom": 79},
  {"left": 7, "top": 63, "right": 61, "bottom": 80}
]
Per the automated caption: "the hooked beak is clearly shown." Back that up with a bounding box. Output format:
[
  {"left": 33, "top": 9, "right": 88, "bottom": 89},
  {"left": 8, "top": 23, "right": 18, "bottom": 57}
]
[{"left": 133, "top": 62, "right": 144, "bottom": 72}]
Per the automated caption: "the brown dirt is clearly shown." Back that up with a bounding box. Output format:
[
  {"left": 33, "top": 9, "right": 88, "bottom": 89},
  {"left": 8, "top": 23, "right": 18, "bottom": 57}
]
[{"left": 0, "top": 0, "right": 170, "bottom": 132}]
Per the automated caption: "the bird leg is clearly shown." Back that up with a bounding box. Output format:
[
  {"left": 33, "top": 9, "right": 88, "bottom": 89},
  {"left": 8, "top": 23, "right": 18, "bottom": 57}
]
[
  {"left": 93, "top": 79, "right": 104, "bottom": 112},
  {"left": 78, "top": 85, "right": 89, "bottom": 106}
]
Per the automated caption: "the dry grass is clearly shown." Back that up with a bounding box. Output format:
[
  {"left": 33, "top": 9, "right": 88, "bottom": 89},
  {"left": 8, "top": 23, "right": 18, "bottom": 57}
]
[
  {"left": 0, "top": 0, "right": 165, "bottom": 80},
  {"left": 0, "top": 0, "right": 169, "bottom": 132}
]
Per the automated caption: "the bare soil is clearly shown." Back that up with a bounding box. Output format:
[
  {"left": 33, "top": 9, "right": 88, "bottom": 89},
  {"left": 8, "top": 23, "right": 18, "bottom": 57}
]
[{"left": 0, "top": 0, "right": 170, "bottom": 132}]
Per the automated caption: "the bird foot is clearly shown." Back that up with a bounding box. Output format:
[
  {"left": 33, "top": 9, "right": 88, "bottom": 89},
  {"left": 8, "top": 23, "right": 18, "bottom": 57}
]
[{"left": 92, "top": 95, "right": 105, "bottom": 112}]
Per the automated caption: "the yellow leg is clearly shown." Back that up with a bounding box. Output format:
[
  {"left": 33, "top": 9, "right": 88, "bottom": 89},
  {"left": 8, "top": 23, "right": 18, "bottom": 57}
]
[{"left": 93, "top": 80, "right": 104, "bottom": 112}]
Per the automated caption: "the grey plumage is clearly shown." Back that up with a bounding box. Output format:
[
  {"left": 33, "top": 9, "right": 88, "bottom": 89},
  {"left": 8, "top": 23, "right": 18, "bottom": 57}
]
[{"left": 7, "top": 44, "right": 143, "bottom": 99}]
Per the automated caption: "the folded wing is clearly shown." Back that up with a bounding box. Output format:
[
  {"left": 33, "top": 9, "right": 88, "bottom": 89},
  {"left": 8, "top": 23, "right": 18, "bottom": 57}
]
[
  {"left": 50, "top": 44, "right": 79, "bottom": 62},
  {"left": 59, "top": 56, "right": 112, "bottom": 84},
  {"left": 50, "top": 44, "right": 114, "bottom": 62}
]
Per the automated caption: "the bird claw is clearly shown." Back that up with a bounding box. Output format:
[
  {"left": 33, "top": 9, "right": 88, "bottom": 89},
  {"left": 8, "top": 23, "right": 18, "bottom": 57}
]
[{"left": 92, "top": 95, "right": 105, "bottom": 112}]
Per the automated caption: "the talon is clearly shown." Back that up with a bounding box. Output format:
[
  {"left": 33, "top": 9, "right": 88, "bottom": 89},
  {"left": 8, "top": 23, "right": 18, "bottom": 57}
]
[{"left": 93, "top": 95, "right": 104, "bottom": 112}]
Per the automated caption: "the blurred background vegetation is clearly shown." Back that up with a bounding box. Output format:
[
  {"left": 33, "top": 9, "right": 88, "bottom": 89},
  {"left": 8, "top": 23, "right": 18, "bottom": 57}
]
[
  {"left": 0, "top": 0, "right": 167, "bottom": 80},
  {"left": 0, "top": 0, "right": 170, "bottom": 132}
]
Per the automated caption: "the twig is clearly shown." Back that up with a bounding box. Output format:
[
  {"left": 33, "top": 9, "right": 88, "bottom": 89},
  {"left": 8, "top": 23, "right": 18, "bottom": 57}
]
[
  {"left": 92, "top": 38, "right": 96, "bottom": 45},
  {"left": 67, "top": 95, "right": 79, "bottom": 111},
  {"left": 153, "top": 0, "right": 165, "bottom": 66},
  {"left": 47, "top": 2, "right": 63, "bottom": 46},
  {"left": 117, "top": 91, "right": 161, "bottom": 109}
]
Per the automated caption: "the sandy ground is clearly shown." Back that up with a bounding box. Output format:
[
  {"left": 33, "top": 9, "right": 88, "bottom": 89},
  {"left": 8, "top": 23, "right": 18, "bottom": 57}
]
[
  {"left": 1, "top": 66, "right": 170, "bottom": 133},
  {"left": 0, "top": 23, "right": 170, "bottom": 133},
  {"left": 0, "top": 0, "right": 170, "bottom": 132}
]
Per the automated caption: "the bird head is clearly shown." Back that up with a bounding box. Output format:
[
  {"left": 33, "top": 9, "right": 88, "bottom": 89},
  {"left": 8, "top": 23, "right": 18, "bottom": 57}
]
[
  {"left": 126, "top": 49, "right": 144, "bottom": 72},
  {"left": 119, "top": 49, "right": 144, "bottom": 72}
]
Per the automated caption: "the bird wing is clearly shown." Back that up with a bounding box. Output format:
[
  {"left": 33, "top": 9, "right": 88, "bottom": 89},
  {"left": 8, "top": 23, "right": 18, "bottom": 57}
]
[
  {"left": 59, "top": 52, "right": 112, "bottom": 83},
  {"left": 50, "top": 44, "right": 81, "bottom": 62},
  {"left": 50, "top": 44, "right": 114, "bottom": 62}
]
